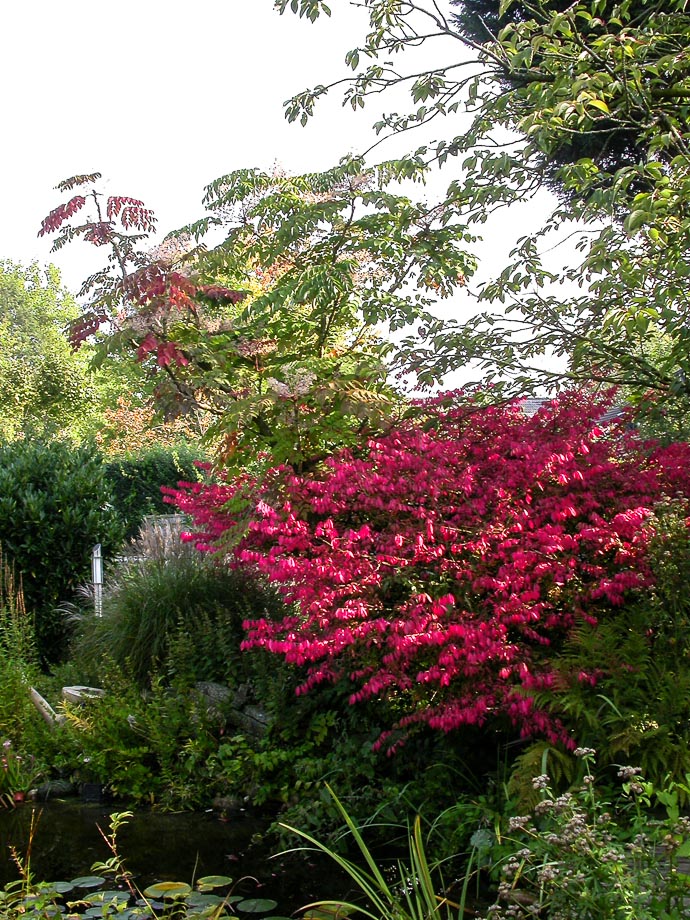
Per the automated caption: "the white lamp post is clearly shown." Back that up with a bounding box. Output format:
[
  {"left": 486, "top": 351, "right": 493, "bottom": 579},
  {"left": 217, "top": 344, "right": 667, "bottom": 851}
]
[{"left": 92, "top": 544, "right": 103, "bottom": 617}]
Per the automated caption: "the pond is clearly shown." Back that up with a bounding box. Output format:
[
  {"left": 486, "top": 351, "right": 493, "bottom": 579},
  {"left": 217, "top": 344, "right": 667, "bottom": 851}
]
[{"left": 0, "top": 800, "right": 349, "bottom": 914}]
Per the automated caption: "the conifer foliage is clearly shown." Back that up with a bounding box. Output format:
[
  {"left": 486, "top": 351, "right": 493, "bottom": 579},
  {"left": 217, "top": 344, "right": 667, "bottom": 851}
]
[{"left": 166, "top": 392, "right": 690, "bottom": 749}]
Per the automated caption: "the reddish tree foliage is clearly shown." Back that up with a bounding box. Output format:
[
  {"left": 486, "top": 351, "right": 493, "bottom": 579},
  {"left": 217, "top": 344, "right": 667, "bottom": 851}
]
[
  {"left": 163, "top": 392, "right": 690, "bottom": 748},
  {"left": 39, "top": 175, "right": 246, "bottom": 360}
]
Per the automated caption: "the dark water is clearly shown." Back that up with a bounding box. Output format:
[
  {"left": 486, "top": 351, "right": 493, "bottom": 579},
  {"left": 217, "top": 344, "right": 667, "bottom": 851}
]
[{"left": 0, "top": 800, "right": 347, "bottom": 913}]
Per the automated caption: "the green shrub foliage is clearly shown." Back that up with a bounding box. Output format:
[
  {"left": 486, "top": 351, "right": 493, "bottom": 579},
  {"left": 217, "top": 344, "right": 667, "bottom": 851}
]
[
  {"left": 0, "top": 439, "right": 124, "bottom": 664},
  {"left": 103, "top": 445, "right": 205, "bottom": 540}
]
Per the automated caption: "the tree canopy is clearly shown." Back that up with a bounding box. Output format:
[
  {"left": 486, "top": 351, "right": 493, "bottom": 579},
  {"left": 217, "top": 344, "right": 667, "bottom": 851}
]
[
  {"left": 276, "top": 0, "right": 690, "bottom": 412},
  {"left": 0, "top": 261, "right": 92, "bottom": 440},
  {"left": 40, "top": 162, "right": 474, "bottom": 470},
  {"left": 42, "top": 1, "right": 690, "bottom": 440},
  {"left": 448, "top": 0, "right": 651, "bottom": 193}
]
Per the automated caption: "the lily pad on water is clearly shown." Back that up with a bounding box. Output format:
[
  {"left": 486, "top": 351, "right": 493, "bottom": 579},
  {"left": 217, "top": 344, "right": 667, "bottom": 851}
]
[
  {"left": 70, "top": 876, "right": 106, "bottom": 889},
  {"left": 143, "top": 881, "right": 192, "bottom": 899},
  {"left": 236, "top": 898, "right": 278, "bottom": 913},
  {"left": 186, "top": 891, "right": 226, "bottom": 907},
  {"left": 45, "top": 881, "right": 75, "bottom": 895},
  {"left": 196, "top": 874, "right": 234, "bottom": 890},
  {"left": 301, "top": 907, "right": 353, "bottom": 920}
]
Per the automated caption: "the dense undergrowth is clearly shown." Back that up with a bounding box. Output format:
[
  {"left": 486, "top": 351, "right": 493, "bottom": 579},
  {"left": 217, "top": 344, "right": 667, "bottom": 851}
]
[{"left": 4, "top": 394, "right": 690, "bottom": 917}]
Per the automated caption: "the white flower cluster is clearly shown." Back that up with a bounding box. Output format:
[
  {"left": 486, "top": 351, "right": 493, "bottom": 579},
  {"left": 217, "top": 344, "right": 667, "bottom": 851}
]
[
  {"left": 147, "top": 233, "right": 194, "bottom": 267},
  {"left": 267, "top": 365, "right": 316, "bottom": 398}
]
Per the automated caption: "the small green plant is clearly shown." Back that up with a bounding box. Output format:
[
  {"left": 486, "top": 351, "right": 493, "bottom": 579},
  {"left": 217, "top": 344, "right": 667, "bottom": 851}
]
[
  {"left": 0, "top": 555, "right": 53, "bottom": 787},
  {"left": 281, "top": 786, "right": 474, "bottom": 920},
  {"left": 0, "top": 739, "right": 42, "bottom": 800},
  {"left": 480, "top": 748, "right": 690, "bottom": 919}
]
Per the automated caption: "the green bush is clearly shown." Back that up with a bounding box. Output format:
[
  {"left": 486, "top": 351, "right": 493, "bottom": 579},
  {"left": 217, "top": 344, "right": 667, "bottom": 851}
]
[
  {"left": 0, "top": 439, "right": 124, "bottom": 665},
  {"left": 519, "top": 502, "right": 690, "bottom": 797},
  {"left": 104, "top": 445, "right": 205, "bottom": 540}
]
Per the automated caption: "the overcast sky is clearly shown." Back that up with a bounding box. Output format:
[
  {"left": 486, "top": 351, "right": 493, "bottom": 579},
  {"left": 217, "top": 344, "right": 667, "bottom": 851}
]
[
  {"left": 1, "top": 0, "right": 562, "bottom": 388},
  {"left": 1, "top": 2, "right": 378, "bottom": 285}
]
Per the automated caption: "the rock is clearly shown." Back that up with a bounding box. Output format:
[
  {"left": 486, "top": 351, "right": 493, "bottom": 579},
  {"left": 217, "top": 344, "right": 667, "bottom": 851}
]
[
  {"left": 62, "top": 686, "right": 106, "bottom": 704},
  {"left": 32, "top": 779, "right": 77, "bottom": 800},
  {"left": 227, "top": 704, "right": 270, "bottom": 738}
]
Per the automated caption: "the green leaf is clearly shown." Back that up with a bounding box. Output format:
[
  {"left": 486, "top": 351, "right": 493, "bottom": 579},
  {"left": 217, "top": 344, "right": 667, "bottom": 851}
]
[
  {"left": 143, "top": 882, "right": 192, "bottom": 899},
  {"left": 624, "top": 210, "right": 648, "bottom": 234},
  {"left": 236, "top": 899, "right": 279, "bottom": 913},
  {"left": 588, "top": 98, "right": 610, "bottom": 114}
]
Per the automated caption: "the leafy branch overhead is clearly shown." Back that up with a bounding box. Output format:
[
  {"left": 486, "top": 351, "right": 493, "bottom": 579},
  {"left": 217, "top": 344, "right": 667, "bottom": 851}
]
[
  {"left": 39, "top": 161, "right": 474, "bottom": 470},
  {"left": 277, "top": 0, "right": 690, "bottom": 408}
]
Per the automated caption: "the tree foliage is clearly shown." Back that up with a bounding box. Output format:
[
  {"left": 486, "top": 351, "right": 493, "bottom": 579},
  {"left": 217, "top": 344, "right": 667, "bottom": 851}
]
[
  {"left": 103, "top": 445, "right": 205, "bottom": 540},
  {"left": 0, "top": 261, "right": 93, "bottom": 439},
  {"left": 448, "top": 0, "right": 651, "bottom": 194},
  {"left": 166, "top": 391, "right": 690, "bottom": 749},
  {"left": 276, "top": 0, "right": 690, "bottom": 410},
  {"left": 40, "top": 163, "right": 474, "bottom": 471}
]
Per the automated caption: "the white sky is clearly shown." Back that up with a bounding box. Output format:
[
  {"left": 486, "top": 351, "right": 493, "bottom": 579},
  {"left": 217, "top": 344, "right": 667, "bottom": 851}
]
[
  {"left": 1, "top": 0, "right": 568, "bottom": 391},
  {"left": 1, "top": 1, "right": 377, "bottom": 289},
  {"left": 0, "top": 0, "right": 558, "bottom": 287}
]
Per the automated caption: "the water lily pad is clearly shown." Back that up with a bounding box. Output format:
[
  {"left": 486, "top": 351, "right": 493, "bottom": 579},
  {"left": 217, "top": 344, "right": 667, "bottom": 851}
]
[
  {"left": 187, "top": 892, "right": 225, "bottom": 906},
  {"left": 196, "top": 875, "right": 234, "bottom": 890},
  {"left": 70, "top": 875, "right": 106, "bottom": 889},
  {"left": 46, "top": 881, "right": 75, "bottom": 895},
  {"left": 236, "top": 898, "right": 278, "bottom": 914},
  {"left": 301, "top": 908, "right": 353, "bottom": 920},
  {"left": 143, "top": 881, "right": 192, "bottom": 899}
]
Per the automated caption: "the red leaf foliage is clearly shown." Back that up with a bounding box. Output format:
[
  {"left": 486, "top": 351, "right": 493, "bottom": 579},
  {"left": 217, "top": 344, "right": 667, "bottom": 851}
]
[
  {"left": 106, "top": 196, "right": 157, "bottom": 232},
  {"left": 82, "top": 222, "right": 114, "bottom": 246},
  {"left": 67, "top": 308, "right": 110, "bottom": 346},
  {"left": 38, "top": 196, "right": 86, "bottom": 237},
  {"left": 165, "top": 392, "right": 690, "bottom": 749},
  {"left": 136, "top": 333, "right": 189, "bottom": 367}
]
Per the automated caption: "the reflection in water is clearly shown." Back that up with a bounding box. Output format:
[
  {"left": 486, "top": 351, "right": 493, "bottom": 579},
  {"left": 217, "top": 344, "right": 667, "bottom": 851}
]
[{"left": 0, "top": 801, "right": 340, "bottom": 912}]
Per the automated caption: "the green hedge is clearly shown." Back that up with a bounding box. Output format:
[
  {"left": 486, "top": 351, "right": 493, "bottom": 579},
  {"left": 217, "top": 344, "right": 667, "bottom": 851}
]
[
  {"left": 104, "top": 445, "right": 205, "bottom": 540},
  {"left": 0, "top": 439, "right": 124, "bottom": 664}
]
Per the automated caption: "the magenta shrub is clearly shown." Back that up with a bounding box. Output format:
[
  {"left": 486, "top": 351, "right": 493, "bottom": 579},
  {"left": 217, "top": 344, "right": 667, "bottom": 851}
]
[{"left": 165, "top": 392, "right": 690, "bottom": 749}]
